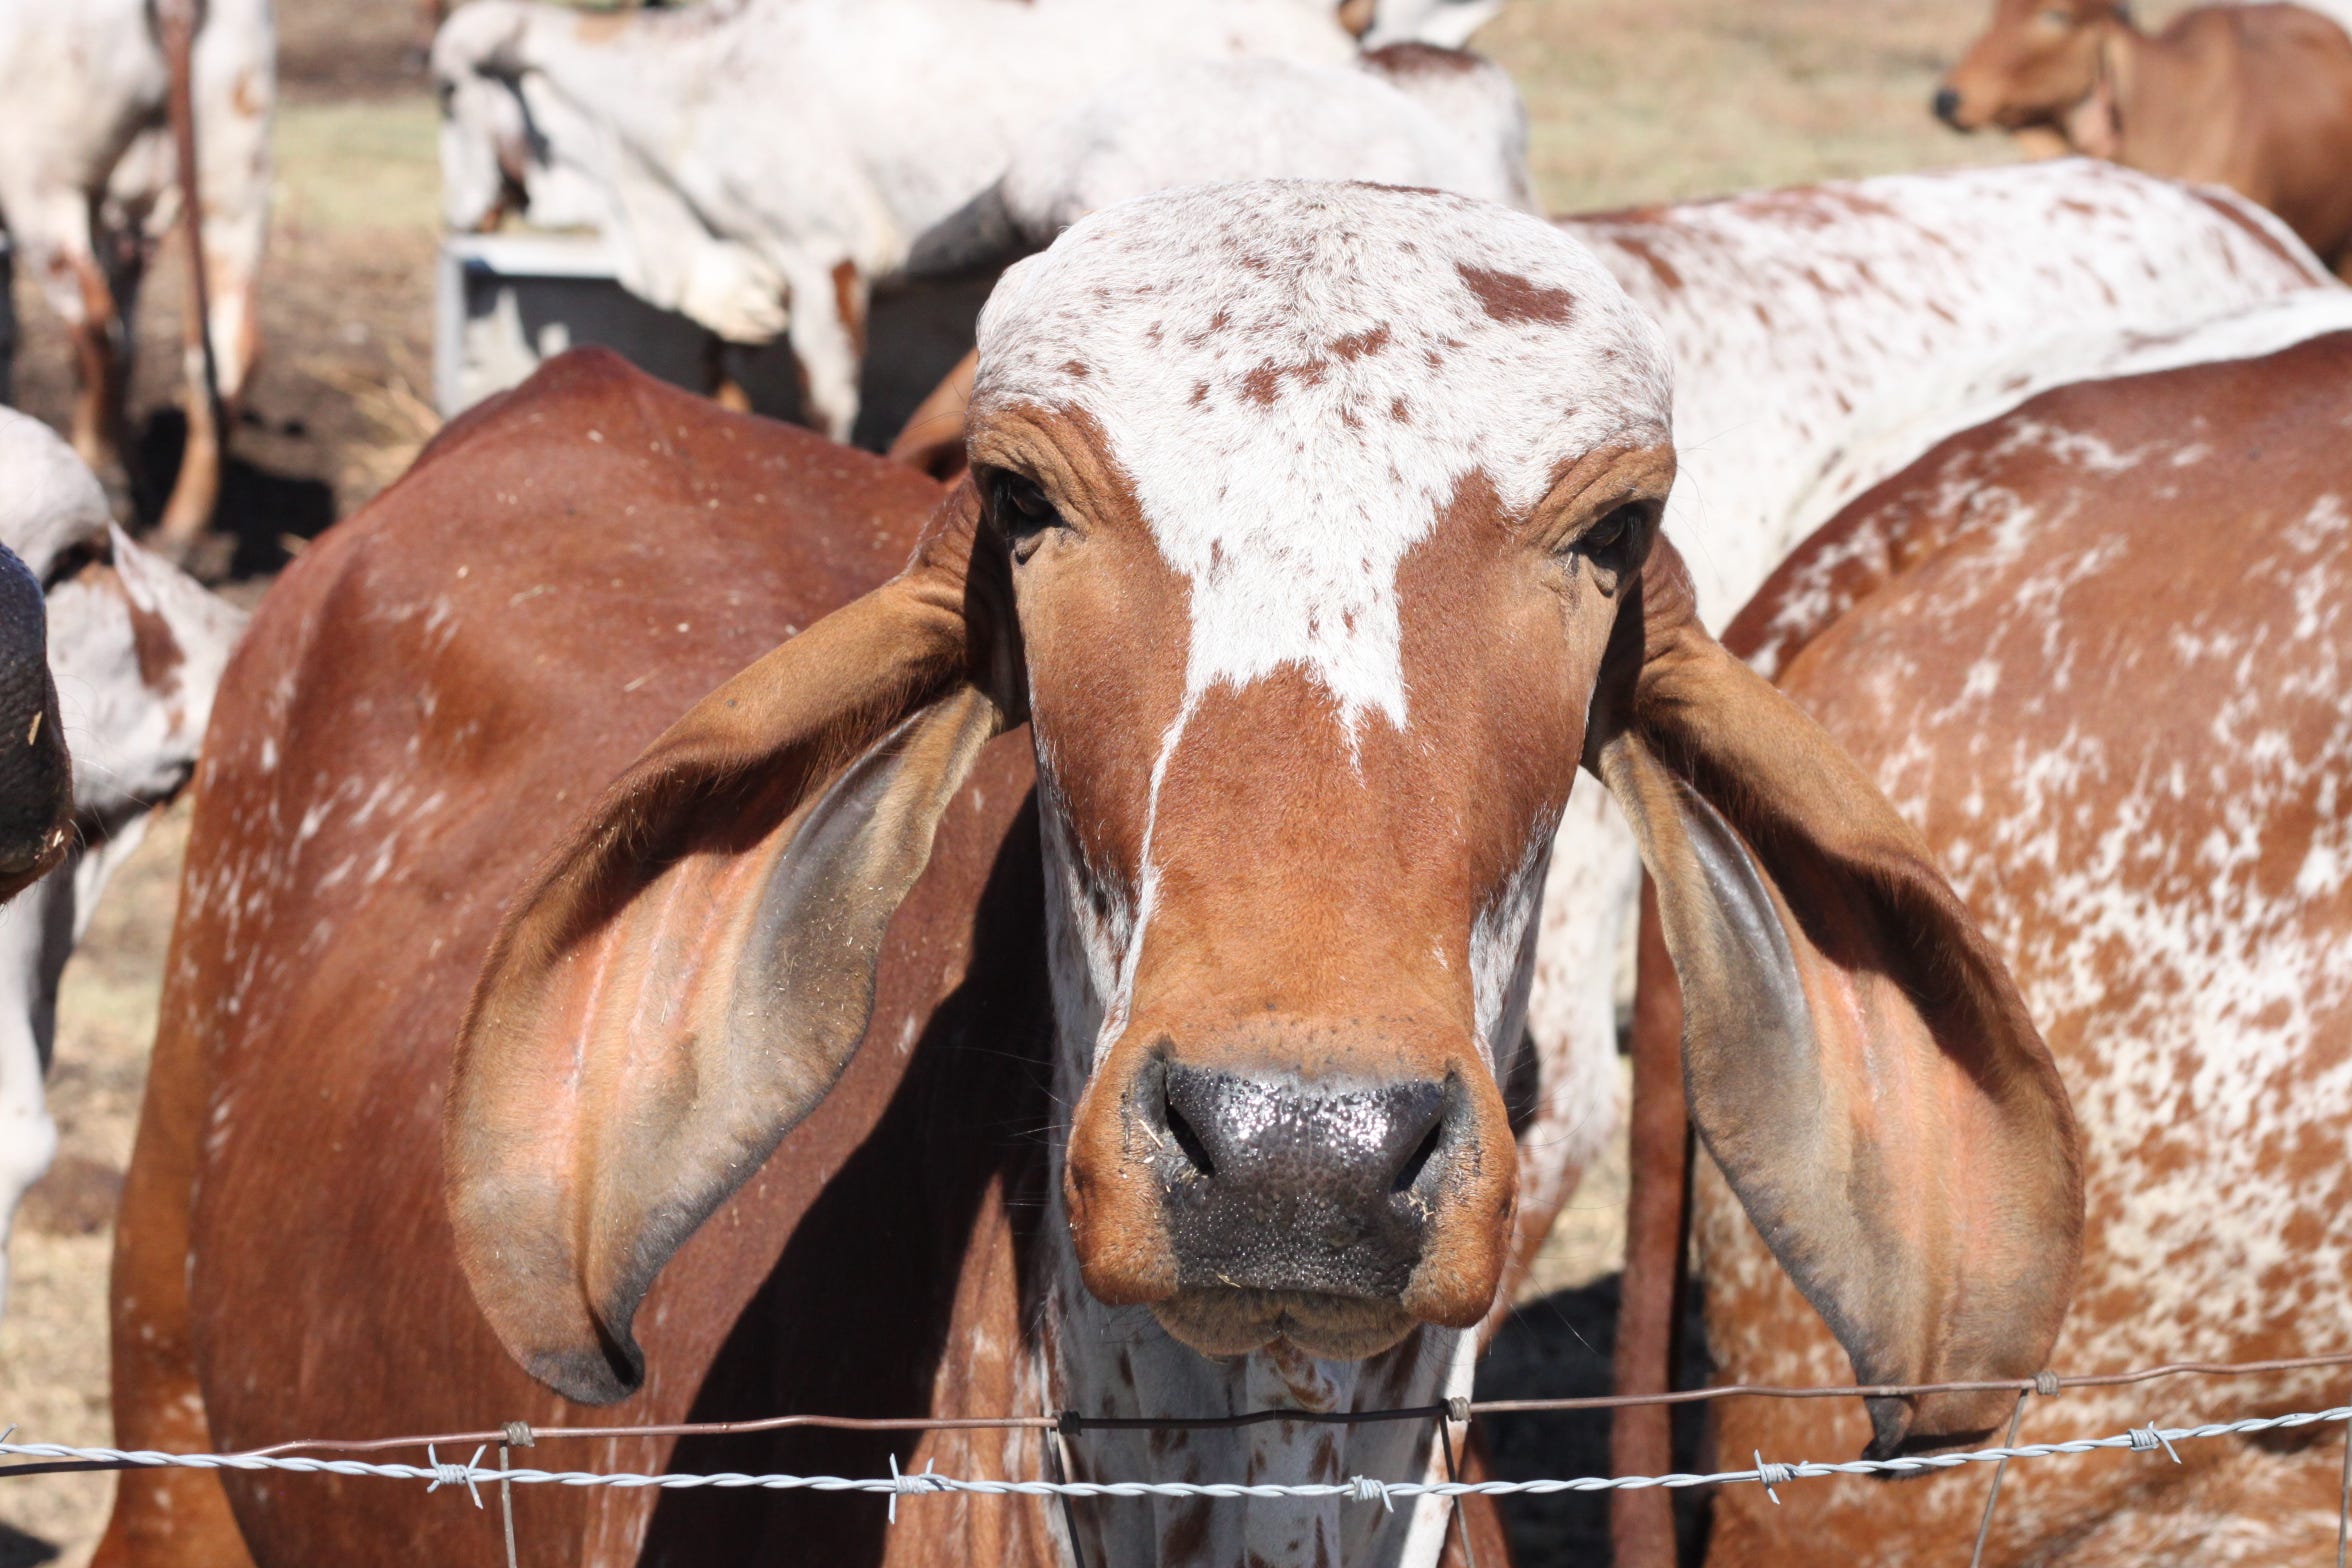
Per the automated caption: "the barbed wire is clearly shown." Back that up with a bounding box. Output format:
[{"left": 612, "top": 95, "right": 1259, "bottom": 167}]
[
  {"left": 10, "top": 1352, "right": 2350, "bottom": 1566},
  {"left": 51, "top": 1346, "right": 2345, "bottom": 1464},
  {"left": 0, "top": 1404, "right": 2344, "bottom": 1507}
]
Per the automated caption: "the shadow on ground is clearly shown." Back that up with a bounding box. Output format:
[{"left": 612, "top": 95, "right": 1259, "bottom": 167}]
[
  {"left": 132, "top": 409, "right": 339, "bottom": 581},
  {"left": 0, "top": 1524, "right": 59, "bottom": 1568},
  {"left": 1478, "top": 1273, "right": 1714, "bottom": 1567}
]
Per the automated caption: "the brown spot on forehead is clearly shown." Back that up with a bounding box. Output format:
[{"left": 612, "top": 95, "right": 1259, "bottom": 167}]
[
  {"left": 1331, "top": 325, "right": 1391, "bottom": 362},
  {"left": 1456, "top": 264, "right": 1576, "bottom": 326}
]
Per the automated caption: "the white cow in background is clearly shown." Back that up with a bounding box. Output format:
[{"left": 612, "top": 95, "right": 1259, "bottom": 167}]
[
  {"left": 432, "top": 0, "right": 1403, "bottom": 441},
  {"left": 906, "top": 47, "right": 1536, "bottom": 278},
  {"left": 0, "top": 0, "right": 274, "bottom": 555},
  {"left": 0, "top": 410, "right": 242, "bottom": 1310}
]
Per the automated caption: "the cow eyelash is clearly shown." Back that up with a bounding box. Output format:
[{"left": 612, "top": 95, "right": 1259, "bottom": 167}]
[
  {"left": 1574, "top": 502, "right": 1651, "bottom": 562},
  {"left": 989, "top": 472, "right": 1063, "bottom": 559}
]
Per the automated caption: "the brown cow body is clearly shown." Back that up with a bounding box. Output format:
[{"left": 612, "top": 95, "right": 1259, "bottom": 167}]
[
  {"left": 1938, "top": 0, "right": 2352, "bottom": 269},
  {"left": 1683, "top": 331, "right": 2352, "bottom": 1564},
  {"left": 95, "top": 351, "right": 1076, "bottom": 1565}
]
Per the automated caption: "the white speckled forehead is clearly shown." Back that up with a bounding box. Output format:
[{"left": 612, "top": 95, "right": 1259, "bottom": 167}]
[{"left": 970, "top": 179, "right": 1673, "bottom": 731}]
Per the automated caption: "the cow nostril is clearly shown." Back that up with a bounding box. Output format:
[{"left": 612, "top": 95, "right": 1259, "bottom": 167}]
[
  {"left": 1163, "top": 1092, "right": 1217, "bottom": 1179},
  {"left": 1392, "top": 1119, "right": 1444, "bottom": 1194}
]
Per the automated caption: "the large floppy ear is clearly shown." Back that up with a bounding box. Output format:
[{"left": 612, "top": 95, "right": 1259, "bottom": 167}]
[
  {"left": 447, "top": 484, "right": 1020, "bottom": 1404},
  {"left": 1585, "top": 539, "right": 2082, "bottom": 1459}
]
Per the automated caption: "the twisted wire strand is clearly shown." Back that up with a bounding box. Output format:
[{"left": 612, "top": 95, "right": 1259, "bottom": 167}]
[
  {"left": 2, "top": 1405, "right": 2343, "bottom": 1503},
  {"left": 75, "top": 1346, "right": 2346, "bottom": 1464}
]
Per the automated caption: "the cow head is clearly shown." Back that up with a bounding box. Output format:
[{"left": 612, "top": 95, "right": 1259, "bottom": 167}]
[
  {"left": 431, "top": 1, "right": 605, "bottom": 235},
  {"left": 1935, "top": 0, "right": 2131, "bottom": 140},
  {"left": 450, "top": 183, "right": 2080, "bottom": 1463}
]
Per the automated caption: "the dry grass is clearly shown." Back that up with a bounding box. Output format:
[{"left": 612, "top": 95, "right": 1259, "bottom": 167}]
[{"left": 0, "top": 0, "right": 2196, "bottom": 1560}]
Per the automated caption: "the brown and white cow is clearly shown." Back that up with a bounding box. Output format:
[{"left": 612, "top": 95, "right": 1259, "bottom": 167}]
[
  {"left": 0, "top": 0, "right": 273, "bottom": 549},
  {"left": 106, "top": 186, "right": 2078, "bottom": 1568},
  {"left": 1935, "top": 0, "right": 2352, "bottom": 271},
  {"left": 1639, "top": 318, "right": 2352, "bottom": 1565},
  {"left": 0, "top": 406, "right": 241, "bottom": 1312}
]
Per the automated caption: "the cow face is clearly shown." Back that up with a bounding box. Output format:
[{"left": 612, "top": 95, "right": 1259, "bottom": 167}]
[
  {"left": 453, "top": 182, "right": 2080, "bottom": 1459},
  {"left": 1936, "top": 0, "right": 2125, "bottom": 133},
  {"left": 959, "top": 183, "right": 1672, "bottom": 1357}
]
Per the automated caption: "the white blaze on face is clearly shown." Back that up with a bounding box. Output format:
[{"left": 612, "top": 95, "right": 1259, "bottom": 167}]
[{"left": 972, "top": 179, "right": 1673, "bottom": 738}]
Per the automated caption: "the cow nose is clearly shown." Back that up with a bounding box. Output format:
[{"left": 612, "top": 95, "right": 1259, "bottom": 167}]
[
  {"left": 1149, "top": 1061, "right": 1455, "bottom": 1299},
  {"left": 1932, "top": 85, "right": 1965, "bottom": 127}
]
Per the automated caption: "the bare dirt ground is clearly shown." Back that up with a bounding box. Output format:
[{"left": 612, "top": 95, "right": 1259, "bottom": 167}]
[{"left": 0, "top": 0, "right": 2208, "bottom": 1561}]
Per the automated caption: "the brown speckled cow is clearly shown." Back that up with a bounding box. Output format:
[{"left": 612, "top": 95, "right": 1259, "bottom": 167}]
[
  {"left": 1668, "top": 326, "right": 2352, "bottom": 1565},
  {"left": 1935, "top": 0, "right": 2352, "bottom": 271}
]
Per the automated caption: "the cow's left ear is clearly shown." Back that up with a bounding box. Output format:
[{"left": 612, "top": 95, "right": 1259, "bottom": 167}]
[
  {"left": 1585, "top": 539, "right": 2083, "bottom": 1458},
  {"left": 447, "top": 482, "right": 1020, "bottom": 1406}
]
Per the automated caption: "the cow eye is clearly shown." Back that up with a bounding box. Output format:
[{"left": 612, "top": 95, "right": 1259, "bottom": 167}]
[
  {"left": 2039, "top": 6, "right": 2073, "bottom": 24},
  {"left": 1576, "top": 502, "right": 1648, "bottom": 561},
  {"left": 1566, "top": 501, "right": 1652, "bottom": 593},
  {"left": 990, "top": 472, "right": 1063, "bottom": 561}
]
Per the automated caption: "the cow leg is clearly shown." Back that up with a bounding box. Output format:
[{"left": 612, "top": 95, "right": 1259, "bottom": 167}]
[
  {"left": 153, "top": 365, "right": 221, "bottom": 561},
  {"left": 156, "top": 15, "right": 273, "bottom": 563},
  {"left": 783, "top": 257, "right": 865, "bottom": 444},
  {"left": 49, "top": 237, "right": 133, "bottom": 510},
  {"left": 7, "top": 190, "right": 136, "bottom": 514},
  {"left": 94, "top": 990, "right": 253, "bottom": 1567}
]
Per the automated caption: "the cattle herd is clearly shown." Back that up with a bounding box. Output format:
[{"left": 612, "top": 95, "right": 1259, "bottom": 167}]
[{"left": 0, "top": 0, "right": 2344, "bottom": 1565}]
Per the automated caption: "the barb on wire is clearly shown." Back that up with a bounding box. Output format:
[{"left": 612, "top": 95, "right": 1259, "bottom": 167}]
[
  {"left": 424, "top": 1444, "right": 487, "bottom": 1508},
  {"left": 1, "top": 1406, "right": 2345, "bottom": 1506}
]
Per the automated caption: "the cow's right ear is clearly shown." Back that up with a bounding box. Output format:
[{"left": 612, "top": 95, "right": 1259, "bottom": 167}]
[{"left": 446, "top": 482, "right": 1019, "bottom": 1405}]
